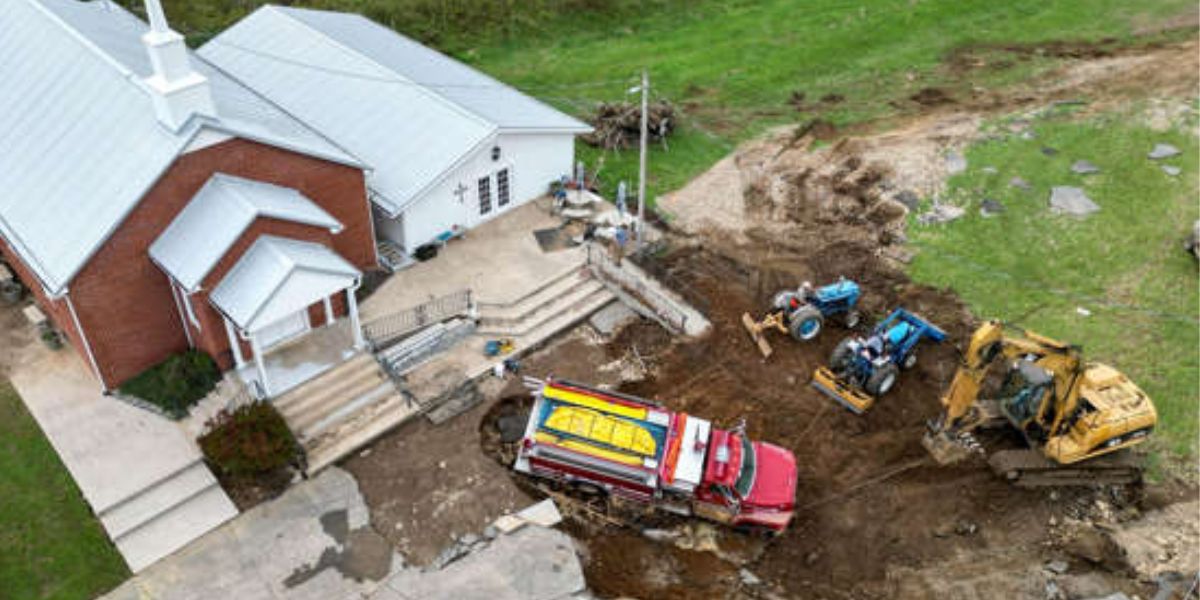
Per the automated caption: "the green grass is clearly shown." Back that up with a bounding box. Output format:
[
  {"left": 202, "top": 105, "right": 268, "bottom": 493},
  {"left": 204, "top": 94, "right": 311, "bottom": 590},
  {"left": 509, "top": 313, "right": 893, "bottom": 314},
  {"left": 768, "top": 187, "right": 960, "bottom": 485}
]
[
  {"left": 907, "top": 107, "right": 1200, "bottom": 462},
  {"left": 0, "top": 381, "right": 128, "bottom": 599},
  {"left": 465, "top": 0, "right": 1194, "bottom": 201}
]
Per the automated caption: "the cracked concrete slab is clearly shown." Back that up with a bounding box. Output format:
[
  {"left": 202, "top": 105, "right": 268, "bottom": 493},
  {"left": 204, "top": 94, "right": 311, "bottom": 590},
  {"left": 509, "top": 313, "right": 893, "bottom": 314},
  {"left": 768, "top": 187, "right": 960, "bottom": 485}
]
[{"left": 101, "top": 468, "right": 403, "bottom": 600}]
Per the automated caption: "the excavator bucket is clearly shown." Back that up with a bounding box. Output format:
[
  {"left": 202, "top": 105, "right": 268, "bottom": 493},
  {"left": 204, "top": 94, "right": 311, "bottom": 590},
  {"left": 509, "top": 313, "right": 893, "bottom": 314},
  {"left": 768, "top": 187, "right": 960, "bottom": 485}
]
[
  {"left": 742, "top": 312, "right": 780, "bottom": 359},
  {"left": 920, "top": 430, "right": 978, "bottom": 465},
  {"left": 810, "top": 366, "right": 875, "bottom": 414}
]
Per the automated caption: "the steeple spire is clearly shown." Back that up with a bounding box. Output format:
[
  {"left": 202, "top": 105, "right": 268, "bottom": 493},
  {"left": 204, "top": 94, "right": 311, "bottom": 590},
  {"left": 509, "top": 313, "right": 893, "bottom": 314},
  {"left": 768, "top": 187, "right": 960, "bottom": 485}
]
[{"left": 140, "top": 0, "right": 215, "bottom": 131}]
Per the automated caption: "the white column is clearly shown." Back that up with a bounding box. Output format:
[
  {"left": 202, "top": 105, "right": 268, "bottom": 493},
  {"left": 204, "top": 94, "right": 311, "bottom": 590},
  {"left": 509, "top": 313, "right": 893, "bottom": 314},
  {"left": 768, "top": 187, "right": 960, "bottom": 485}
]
[
  {"left": 249, "top": 332, "right": 271, "bottom": 398},
  {"left": 323, "top": 296, "right": 334, "bottom": 327},
  {"left": 223, "top": 316, "right": 245, "bottom": 369},
  {"left": 347, "top": 288, "right": 365, "bottom": 350}
]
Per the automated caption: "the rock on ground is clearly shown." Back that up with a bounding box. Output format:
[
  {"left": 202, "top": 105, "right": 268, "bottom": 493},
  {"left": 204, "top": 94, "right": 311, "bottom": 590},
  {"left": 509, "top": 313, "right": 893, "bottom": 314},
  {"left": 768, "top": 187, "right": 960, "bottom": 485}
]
[
  {"left": 1148, "top": 143, "right": 1181, "bottom": 159},
  {"left": 945, "top": 150, "right": 968, "bottom": 175},
  {"left": 1010, "top": 176, "right": 1032, "bottom": 190},
  {"left": 1072, "top": 160, "right": 1101, "bottom": 174},
  {"left": 918, "top": 203, "right": 966, "bottom": 225},
  {"left": 980, "top": 198, "right": 1005, "bottom": 217},
  {"left": 1050, "top": 186, "right": 1100, "bottom": 217},
  {"left": 1107, "top": 500, "right": 1200, "bottom": 582},
  {"left": 1162, "top": 165, "right": 1181, "bottom": 177}
]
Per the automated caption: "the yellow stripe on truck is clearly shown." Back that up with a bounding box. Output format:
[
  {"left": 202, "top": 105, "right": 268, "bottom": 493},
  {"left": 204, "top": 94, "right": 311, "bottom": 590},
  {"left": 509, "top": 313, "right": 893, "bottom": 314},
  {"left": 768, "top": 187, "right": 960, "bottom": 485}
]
[
  {"left": 543, "top": 385, "right": 648, "bottom": 420},
  {"left": 533, "top": 431, "right": 646, "bottom": 466}
]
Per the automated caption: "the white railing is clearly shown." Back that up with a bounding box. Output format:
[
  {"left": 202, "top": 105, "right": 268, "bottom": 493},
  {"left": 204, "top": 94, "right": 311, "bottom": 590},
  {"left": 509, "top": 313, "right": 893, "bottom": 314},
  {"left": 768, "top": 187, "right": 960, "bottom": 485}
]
[{"left": 361, "top": 290, "right": 473, "bottom": 349}]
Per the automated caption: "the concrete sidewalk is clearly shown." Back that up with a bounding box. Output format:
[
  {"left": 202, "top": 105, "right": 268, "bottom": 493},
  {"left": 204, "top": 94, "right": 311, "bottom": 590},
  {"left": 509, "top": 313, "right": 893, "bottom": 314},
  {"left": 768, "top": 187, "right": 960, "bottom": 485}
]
[
  {"left": 103, "top": 468, "right": 589, "bottom": 600},
  {"left": 8, "top": 336, "right": 236, "bottom": 572}
]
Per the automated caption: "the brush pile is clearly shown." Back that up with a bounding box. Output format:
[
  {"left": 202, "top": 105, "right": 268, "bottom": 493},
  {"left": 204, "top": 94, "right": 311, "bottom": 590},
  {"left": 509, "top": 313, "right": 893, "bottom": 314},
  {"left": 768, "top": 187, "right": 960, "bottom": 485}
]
[{"left": 583, "top": 100, "right": 677, "bottom": 149}]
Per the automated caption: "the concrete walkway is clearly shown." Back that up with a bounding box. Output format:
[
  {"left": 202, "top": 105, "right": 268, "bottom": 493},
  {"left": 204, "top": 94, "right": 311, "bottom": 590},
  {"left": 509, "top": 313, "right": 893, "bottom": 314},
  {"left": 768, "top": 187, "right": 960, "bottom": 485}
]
[
  {"left": 8, "top": 337, "right": 236, "bottom": 572},
  {"left": 361, "top": 199, "right": 586, "bottom": 321},
  {"left": 102, "top": 468, "right": 403, "bottom": 600},
  {"left": 103, "top": 468, "right": 589, "bottom": 600}
]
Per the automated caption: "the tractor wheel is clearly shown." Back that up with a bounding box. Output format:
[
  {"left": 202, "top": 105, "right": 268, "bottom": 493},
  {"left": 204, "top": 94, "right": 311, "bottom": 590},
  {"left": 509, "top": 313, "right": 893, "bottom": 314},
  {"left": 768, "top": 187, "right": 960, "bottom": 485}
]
[
  {"left": 789, "top": 306, "right": 824, "bottom": 341},
  {"left": 843, "top": 310, "right": 861, "bottom": 329},
  {"left": 829, "top": 338, "right": 855, "bottom": 371},
  {"left": 902, "top": 350, "right": 918, "bottom": 370},
  {"left": 866, "top": 363, "right": 899, "bottom": 396}
]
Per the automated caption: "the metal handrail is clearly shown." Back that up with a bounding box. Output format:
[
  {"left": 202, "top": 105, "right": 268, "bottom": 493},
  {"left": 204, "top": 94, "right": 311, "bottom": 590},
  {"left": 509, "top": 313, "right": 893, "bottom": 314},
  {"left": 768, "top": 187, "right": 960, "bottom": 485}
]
[{"left": 361, "top": 289, "right": 473, "bottom": 349}]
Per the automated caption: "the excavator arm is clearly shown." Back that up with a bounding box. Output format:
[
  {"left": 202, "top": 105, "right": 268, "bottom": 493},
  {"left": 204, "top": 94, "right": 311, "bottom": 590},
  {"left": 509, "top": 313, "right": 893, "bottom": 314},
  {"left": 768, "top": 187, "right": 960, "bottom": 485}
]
[{"left": 924, "top": 320, "right": 1081, "bottom": 464}]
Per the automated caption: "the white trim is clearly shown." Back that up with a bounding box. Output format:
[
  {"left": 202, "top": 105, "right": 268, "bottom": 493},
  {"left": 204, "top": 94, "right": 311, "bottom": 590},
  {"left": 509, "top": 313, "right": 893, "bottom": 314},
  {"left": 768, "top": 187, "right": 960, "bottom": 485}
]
[
  {"left": 347, "top": 283, "right": 364, "bottom": 350},
  {"left": 64, "top": 292, "right": 108, "bottom": 391},
  {"left": 170, "top": 280, "right": 195, "bottom": 348},
  {"left": 182, "top": 287, "right": 202, "bottom": 331},
  {"left": 323, "top": 296, "right": 334, "bottom": 326},
  {"left": 249, "top": 332, "right": 270, "bottom": 397},
  {"left": 223, "top": 315, "right": 245, "bottom": 368}
]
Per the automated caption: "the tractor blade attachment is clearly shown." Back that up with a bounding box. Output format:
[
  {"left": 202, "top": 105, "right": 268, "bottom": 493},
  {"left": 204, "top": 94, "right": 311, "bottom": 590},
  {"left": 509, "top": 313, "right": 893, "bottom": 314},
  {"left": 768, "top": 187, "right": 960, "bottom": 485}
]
[
  {"left": 742, "top": 312, "right": 775, "bottom": 359},
  {"left": 810, "top": 366, "right": 875, "bottom": 414}
]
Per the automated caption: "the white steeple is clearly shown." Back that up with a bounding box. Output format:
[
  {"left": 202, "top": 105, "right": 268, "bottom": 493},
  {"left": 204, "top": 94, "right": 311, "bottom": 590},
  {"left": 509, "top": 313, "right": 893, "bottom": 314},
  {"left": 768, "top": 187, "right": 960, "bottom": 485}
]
[{"left": 141, "top": 0, "right": 215, "bottom": 131}]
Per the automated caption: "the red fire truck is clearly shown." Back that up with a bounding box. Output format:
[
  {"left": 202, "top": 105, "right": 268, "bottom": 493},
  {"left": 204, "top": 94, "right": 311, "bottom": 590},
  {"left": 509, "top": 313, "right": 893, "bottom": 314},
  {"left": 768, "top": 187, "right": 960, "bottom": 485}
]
[{"left": 513, "top": 378, "right": 798, "bottom": 533}]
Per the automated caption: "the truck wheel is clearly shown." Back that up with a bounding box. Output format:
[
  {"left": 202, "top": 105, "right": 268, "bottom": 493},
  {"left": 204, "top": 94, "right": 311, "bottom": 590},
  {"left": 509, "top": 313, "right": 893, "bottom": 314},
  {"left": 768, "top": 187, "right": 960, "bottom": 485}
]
[
  {"left": 843, "top": 310, "right": 860, "bottom": 329},
  {"left": 789, "top": 306, "right": 824, "bottom": 341},
  {"left": 866, "top": 363, "right": 899, "bottom": 396},
  {"left": 829, "top": 338, "right": 855, "bottom": 371},
  {"left": 902, "top": 350, "right": 918, "bottom": 370}
]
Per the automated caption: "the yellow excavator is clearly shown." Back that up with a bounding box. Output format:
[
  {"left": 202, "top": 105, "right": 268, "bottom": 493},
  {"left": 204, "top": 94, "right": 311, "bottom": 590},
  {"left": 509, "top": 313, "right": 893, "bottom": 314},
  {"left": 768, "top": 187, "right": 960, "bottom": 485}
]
[{"left": 922, "top": 320, "right": 1157, "bottom": 486}]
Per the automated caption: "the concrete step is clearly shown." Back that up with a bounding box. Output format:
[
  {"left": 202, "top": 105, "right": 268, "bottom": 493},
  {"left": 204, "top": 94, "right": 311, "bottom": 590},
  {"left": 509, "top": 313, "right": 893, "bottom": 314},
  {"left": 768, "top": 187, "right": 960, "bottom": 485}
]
[
  {"left": 273, "top": 354, "right": 377, "bottom": 414},
  {"left": 301, "top": 381, "right": 398, "bottom": 441},
  {"left": 281, "top": 364, "right": 388, "bottom": 432},
  {"left": 112, "top": 482, "right": 237, "bottom": 572},
  {"left": 477, "top": 267, "right": 590, "bottom": 323},
  {"left": 304, "top": 393, "right": 420, "bottom": 474},
  {"left": 98, "top": 460, "right": 216, "bottom": 539},
  {"left": 476, "top": 280, "right": 607, "bottom": 336}
]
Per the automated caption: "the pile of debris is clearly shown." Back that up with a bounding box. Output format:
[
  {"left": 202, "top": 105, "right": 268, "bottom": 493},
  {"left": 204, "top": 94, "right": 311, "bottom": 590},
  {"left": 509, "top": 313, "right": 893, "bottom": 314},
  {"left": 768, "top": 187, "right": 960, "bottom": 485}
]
[{"left": 582, "top": 100, "right": 676, "bottom": 149}]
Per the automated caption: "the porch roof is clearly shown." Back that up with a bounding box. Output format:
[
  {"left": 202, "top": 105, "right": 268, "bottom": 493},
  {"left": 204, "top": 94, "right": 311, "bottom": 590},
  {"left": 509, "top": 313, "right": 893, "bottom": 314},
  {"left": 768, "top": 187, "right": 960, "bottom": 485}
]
[
  {"left": 150, "top": 173, "right": 343, "bottom": 291},
  {"left": 210, "top": 236, "right": 359, "bottom": 332}
]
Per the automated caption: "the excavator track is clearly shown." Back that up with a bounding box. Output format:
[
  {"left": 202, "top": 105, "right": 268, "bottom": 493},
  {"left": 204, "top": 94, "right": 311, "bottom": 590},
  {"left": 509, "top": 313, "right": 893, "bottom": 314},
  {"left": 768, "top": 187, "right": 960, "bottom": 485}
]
[{"left": 987, "top": 449, "right": 1142, "bottom": 487}]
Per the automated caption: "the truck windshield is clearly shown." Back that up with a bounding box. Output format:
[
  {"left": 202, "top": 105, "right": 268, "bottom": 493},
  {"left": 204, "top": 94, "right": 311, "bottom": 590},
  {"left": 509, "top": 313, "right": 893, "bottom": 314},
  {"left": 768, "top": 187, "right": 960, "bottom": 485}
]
[{"left": 733, "top": 436, "right": 756, "bottom": 498}]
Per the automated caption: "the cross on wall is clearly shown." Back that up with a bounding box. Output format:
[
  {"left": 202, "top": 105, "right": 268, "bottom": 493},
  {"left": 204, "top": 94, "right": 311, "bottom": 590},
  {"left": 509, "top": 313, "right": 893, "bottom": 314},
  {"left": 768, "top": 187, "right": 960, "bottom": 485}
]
[{"left": 453, "top": 183, "right": 469, "bottom": 204}]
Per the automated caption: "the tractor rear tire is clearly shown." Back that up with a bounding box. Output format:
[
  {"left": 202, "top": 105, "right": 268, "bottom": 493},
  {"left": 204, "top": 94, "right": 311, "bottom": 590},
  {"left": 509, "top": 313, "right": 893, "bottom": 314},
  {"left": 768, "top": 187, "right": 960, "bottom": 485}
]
[
  {"left": 829, "top": 338, "right": 855, "bottom": 371},
  {"left": 866, "top": 363, "right": 899, "bottom": 396},
  {"left": 789, "top": 306, "right": 824, "bottom": 341}
]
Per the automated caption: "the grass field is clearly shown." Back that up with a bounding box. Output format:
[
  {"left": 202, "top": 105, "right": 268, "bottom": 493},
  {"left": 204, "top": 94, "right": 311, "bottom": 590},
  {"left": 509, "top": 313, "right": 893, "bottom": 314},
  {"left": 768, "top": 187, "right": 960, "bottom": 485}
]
[
  {"left": 466, "top": 0, "right": 1194, "bottom": 200},
  {"left": 0, "top": 381, "right": 128, "bottom": 599},
  {"left": 907, "top": 107, "right": 1200, "bottom": 464}
]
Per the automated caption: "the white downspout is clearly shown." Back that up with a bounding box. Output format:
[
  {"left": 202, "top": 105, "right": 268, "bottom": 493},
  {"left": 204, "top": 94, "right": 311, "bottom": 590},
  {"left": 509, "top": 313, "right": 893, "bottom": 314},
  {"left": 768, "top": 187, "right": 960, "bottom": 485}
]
[
  {"left": 347, "top": 282, "right": 365, "bottom": 350},
  {"left": 65, "top": 293, "right": 108, "bottom": 391},
  {"left": 223, "top": 315, "right": 245, "bottom": 369}
]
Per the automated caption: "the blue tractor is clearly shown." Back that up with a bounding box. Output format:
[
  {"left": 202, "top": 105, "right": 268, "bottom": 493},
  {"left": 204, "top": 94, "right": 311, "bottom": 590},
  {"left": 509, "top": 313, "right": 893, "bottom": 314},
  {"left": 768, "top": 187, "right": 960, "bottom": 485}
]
[
  {"left": 811, "top": 308, "right": 946, "bottom": 414},
  {"left": 742, "top": 278, "right": 861, "bottom": 359}
]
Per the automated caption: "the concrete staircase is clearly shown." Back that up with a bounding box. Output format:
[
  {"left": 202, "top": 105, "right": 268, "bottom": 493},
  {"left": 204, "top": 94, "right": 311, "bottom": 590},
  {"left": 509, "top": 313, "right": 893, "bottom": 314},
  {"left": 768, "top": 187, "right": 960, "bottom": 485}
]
[
  {"left": 273, "top": 353, "right": 417, "bottom": 474},
  {"left": 476, "top": 267, "right": 615, "bottom": 340},
  {"left": 97, "top": 458, "right": 237, "bottom": 572}
]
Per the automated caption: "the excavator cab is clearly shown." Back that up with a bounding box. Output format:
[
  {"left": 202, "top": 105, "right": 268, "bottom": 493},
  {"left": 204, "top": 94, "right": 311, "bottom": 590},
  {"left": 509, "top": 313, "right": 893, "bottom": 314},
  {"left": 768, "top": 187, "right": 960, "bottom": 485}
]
[{"left": 998, "top": 360, "right": 1054, "bottom": 433}]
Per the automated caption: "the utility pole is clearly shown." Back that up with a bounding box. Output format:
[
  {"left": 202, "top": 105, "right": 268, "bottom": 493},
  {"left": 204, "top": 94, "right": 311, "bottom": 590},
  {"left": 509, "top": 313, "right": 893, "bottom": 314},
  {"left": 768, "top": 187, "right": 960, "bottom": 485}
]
[{"left": 636, "top": 69, "right": 649, "bottom": 250}]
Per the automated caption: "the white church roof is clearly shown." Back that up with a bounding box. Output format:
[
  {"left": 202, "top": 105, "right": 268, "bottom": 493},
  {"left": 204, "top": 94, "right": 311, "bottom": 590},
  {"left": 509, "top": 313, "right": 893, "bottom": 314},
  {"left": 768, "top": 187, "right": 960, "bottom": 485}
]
[
  {"left": 200, "top": 5, "right": 591, "bottom": 216},
  {"left": 210, "top": 236, "right": 359, "bottom": 331},
  {"left": 150, "top": 174, "right": 342, "bottom": 292},
  {"left": 0, "top": 0, "right": 360, "bottom": 295}
]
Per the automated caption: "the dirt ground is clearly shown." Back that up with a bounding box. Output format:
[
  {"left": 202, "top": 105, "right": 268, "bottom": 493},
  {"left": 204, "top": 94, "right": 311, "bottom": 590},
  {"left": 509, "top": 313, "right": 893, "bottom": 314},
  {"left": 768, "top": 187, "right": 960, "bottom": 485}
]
[{"left": 344, "top": 32, "right": 1199, "bottom": 599}]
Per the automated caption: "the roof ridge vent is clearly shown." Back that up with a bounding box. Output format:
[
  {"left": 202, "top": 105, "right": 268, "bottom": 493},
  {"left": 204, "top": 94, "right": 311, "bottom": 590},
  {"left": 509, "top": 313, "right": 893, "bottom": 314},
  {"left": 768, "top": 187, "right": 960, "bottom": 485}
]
[{"left": 141, "top": 0, "right": 215, "bottom": 131}]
